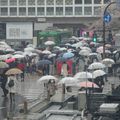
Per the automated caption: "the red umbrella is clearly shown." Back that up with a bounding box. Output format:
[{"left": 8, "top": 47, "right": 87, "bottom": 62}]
[
  {"left": 5, "top": 58, "right": 16, "bottom": 63},
  {"left": 79, "top": 81, "right": 99, "bottom": 88}
]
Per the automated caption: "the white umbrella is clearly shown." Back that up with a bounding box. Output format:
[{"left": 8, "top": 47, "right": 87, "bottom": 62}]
[
  {"left": 27, "top": 44, "right": 35, "bottom": 48},
  {"left": 59, "top": 47, "right": 67, "bottom": 51},
  {"left": 80, "top": 47, "right": 91, "bottom": 52},
  {"left": 48, "top": 53, "right": 56, "bottom": 58},
  {"left": 42, "top": 50, "right": 51, "bottom": 54},
  {"left": 14, "top": 51, "right": 24, "bottom": 55},
  {"left": 93, "top": 70, "right": 106, "bottom": 78},
  {"left": 102, "top": 58, "right": 115, "bottom": 67},
  {"left": 88, "top": 62, "right": 106, "bottom": 70},
  {"left": 59, "top": 77, "right": 78, "bottom": 86},
  {"left": 12, "top": 54, "right": 25, "bottom": 59},
  {"left": 24, "top": 47, "right": 35, "bottom": 52},
  {"left": 79, "top": 49, "right": 91, "bottom": 56},
  {"left": 37, "top": 75, "right": 58, "bottom": 83},
  {"left": 74, "top": 72, "right": 92, "bottom": 80},
  {"left": 44, "top": 41, "right": 55, "bottom": 45}
]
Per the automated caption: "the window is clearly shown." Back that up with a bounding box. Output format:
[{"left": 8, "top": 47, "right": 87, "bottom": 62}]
[
  {"left": 1, "top": 8, "right": 8, "bottom": 16},
  {"left": 19, "top": 0, "right": 26, "bottom": 6},
  {"left": 56, "top": 0, "right": 63, "bottom": 5},
  {"left": 65, "top": 7, "right": 73, "bottom": 15},
  {"left": 56, "top": 7, "right": 63, "bottom": 15},
  {"left": 65, "top": 0, "right": 73, "bottom": 5},
  {"left": 75, "top": 7, "right": 82, "bottom": 15},
  {"left": 75, "top": 0, "right": 82, "bottom": 4},
  {"left": 37, "top": 0, "right": 44, "bottom": 5},
  {"left": 19, "top": 7, "right": 26, "bottom": 16},
  {"left": 104, "top": 0, "right": 110, "bottom": 4},
  {"left": 46, "top": 0, "right": 54, "bottom": 5},
  {"left": 0, "top": 0, "right": 8, "bottom": 6},
  {"left": 28, "top": 0, "right": 35, "bottom": 6},
  {"left": 46, "top": 7, "right": 54, "bottom": 15},
  {"left": 94, "top": 0, "right": 101, "bottom": 4},
  {"left": 10, "top": 0, "right": 17, "bottom": 6},
  {"left": 94, "top": 7, "right": 101, "bottom": 15},
  {"left": 84, "top": 7, "right": 92, "bottom": 15},
  {"left": 84, "top": 0, "right": 92, "bottom": 4},
  {"left": 10, "top": 7, "right": 17, "bottom": 16},
  {"left": 28, "top": 7, "right": 35, "bottom": 16},
  {"left": 37, "top": 7, "right": 44, "bottom": 15}
]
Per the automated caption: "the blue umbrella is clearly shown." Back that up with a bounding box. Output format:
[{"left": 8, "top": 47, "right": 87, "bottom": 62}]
[
  {"left": 37, "top": 60, "right": 52, "bottom": 66},
  {"left": 63, "top": 52, "right": 74, "bottom": 59}
]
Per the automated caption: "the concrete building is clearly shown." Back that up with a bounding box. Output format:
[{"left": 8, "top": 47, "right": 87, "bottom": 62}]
[{"left": 0, "top": 0, "right": 110, "bottom": 45}]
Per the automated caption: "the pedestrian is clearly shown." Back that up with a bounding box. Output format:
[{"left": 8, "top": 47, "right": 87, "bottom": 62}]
[
  {"left": 0, "top": 72, "right": 9, "bottom": 97},
  {"left": 7, "top": 74, "right": 18, "bottom": 103},
  {"left": 61, "top": 61, "right": 69, "bottom": 77}
]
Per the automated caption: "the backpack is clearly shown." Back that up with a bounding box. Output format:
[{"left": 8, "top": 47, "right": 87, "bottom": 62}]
[{"left": 8, "top": 79, "right": 14, "bottom": 87}]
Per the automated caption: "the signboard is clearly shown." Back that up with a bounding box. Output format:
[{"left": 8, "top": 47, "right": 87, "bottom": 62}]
[
  {"left": 6, "top": 22, "right": 33, "bottom": 39},
  {"left": 103, "top": 12, "right": 111, "bottom": 23},
  {"left": 0, "top": 23, "right": 6, "bottom": 39}
]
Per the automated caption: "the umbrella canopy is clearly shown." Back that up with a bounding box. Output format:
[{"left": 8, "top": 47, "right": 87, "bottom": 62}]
[
  {"left": 79, "top": 49, "right": 91, "bottom": 56},
  {"left": 5, "top": 68, "right": 23, "bottom": 75},
  {"left": 88, "top": 62, "right": 106, "bottom": 70},
  {"left": 74, "top": 72, "right": 92, "bottom": 80},
  {"left": 0, "top": 62, "right": 9, "bottom": 68},
  {"left": 42, "top": 50, "right": 51, "bottom": 54},
  {"left": 78, "top": 81, "right": 99, "bottom": 88},
  {"left": 5, "top": 58, "right": 16, "bottom": 63},
  {"left": 59, "top": 77, "right": 78, "bottom": 86},
  {"left": 12, "top": 54, "right": 25, "bottom": 59},
  {"left": 37, "top": 59, "right": 52, "bottom": 66},
  {"left": 56, "top": 57, "right": 68, "bottom": 62},
  {"left": 80, "top": 47, "right": 91, "bottom": 52},
  {"left": 38, "top": 75, "right": 58, "bottom": 83},
  {"left": 93, "top": 70, "right": 106, "bottom": 78},
  {"left": 102, "top": 58, "right": 115, "bottom": 67},
  {"left": 63, "top": 52, "right": 74, "bottom": 59},
  {"left": 44, "top": 41, "right": 55, "bottom": 45},
  {"left": 24, "top": 47, "right": 35, "bottom": 52}
]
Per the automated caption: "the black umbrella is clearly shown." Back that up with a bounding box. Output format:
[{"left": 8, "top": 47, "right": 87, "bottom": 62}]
[{"left": 37, "top": 60, "right": 52, "bottom": 66}]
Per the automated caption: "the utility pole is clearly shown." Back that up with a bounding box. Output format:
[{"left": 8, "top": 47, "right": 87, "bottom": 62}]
[{"left": 102, "top": 1, "right": 116, "bottom": 58}]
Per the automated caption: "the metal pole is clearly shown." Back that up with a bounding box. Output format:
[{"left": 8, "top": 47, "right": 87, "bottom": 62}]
[{"left": 102, "top": 2, "right": 116, "bottom": 59}]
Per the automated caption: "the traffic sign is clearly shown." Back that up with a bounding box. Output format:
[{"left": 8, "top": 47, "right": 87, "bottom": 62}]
[{"left": 103, "top": 12, "right": 111, "bottom": 23}]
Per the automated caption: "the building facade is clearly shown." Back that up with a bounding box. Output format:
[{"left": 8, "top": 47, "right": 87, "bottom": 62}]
[{"left": 0, "top": 0, "right": 110, "bottom": 44}]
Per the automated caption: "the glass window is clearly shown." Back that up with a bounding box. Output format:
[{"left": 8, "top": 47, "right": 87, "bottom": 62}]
[
  {"left": 28, "top": 7, "right": 35, "bottom": 16},
  {"left": 19, "top": 0, "right": 26, "bottom": 6},
  {"left": 56, "top": 7, "right": 63, "bottom": 15},
  {"left": 75, "top": 0, "right": 82, "bottom": 4},
  {"left": 84, "top": 7, "right": 92, "bottom": 15},
  {"left": 65, "top": 7, "right": 73, "bottom": 15},
  {"left": 28, "top": 0, "right": 35, "bottom": 6},
  {"left": 37, "top": 7, "right": 44, "bottom": 15},
  {"left": 94, "top": 6, "right": 101, "bottom": 15},
  {"left": 46, "top": 7, "right": 54, "bottom": 15},
  {"left": 65, "top": 0, "right": 73, "bottom": 5},
  {"left": 0, "top": 0, "right": 8, "bottom": 6},
  {"left": 46, "top": 0, "right": 54, "bottom": 5},
  {"left": 10, "top": 7, "right": 17, "bottom": 16},
  {"left": 19, "top": 7, "right": 26, "bottom": 16},
  {"left": 84, "top": 0, "right": 92, "bottom": 4},
  {"left": 56, "top": 0, "right": 63, "bottom": 5},
  {"left": 94, "top": 0, "right": 101, "bottom": 4},
  {"left": 104, "top": 0, "right": 110, "bottom": 4},
  {"left": 75, "top": 7, "right": 82, "bottom": 15},
  {"left": 10, "top": 0, "right": 17, "bottom": 6},
  {"left": 37, "top": 0, "right": 44, "bottom": 5},
  {"left": 1, "top": 8, "right": 8, "bottom": 16}
]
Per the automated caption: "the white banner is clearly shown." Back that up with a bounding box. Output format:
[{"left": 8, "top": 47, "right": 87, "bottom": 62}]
[{"left": 6, "top": 22, "right": 33, "bottom": 39}]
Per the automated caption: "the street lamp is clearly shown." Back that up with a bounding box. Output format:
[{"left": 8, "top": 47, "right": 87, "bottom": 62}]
[{"left": 102, "top": 1, "right": 116, "bottom": 59}]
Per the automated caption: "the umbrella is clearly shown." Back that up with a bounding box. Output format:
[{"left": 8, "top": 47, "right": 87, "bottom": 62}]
[
  {"left": 14, "top": 51, "right": 24, "bottom": 55},
  {"left": 12, "top": 54, "right": 25, "bottom": 59},
  {"left": 88, "top": 62, "right": 106, "bottom": 70},
  {"left": 0, "top": 62, "right": 9, "bottom": 68},
  {"left": 44, "top": 41, "right": 55, "bottom": 45},
  {"left": 63, "top": 52, "right": 74, "bottom": 59},
  {"left": 5, "top": 68, "right": 23, "bottom": 75},
  {"left": 74, "top": 72, "right": 92, "bottom": 80},
  {"left": 38, "top": 75, "right": 58, "bottom": 83},
  {"left": 80, "top": 47, "right": 91, "bottom": 52},
  {"left": 56, "top": 57, "right": 68, "bottom": 62},
  {"left": 48, "top": 53, "right": 56, "bottom": 58},
  {"left": 5, "top": 58, "right": 16, "bottom": 63},
  {"left": 59, "top": 77, "right": 78, "bottom": 86},
  {"left": 102, "top": 58, "right": 115, "bottom": 67},
  {"left": 24, "top": 47, "right": 35, "bottom": 52},
  {"left": 37, "top": 60, "right": 52, "bottom": 66},
  {"left": 93, "top": 70, "right": 106, "bottom": 78},
  {"left": 42, "top": 50, "right": 51, "bottom": 54},
  {"left": 78, "top": 81, "right": 99, "bottom": 88},
  {"left": 79, "top": 49, "right": 91, "bottom": 56}
]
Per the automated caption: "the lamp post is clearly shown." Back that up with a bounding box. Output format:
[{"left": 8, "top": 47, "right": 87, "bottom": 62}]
[{"left": 102, "top": 1, "right": 116, "bottom": 59}]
